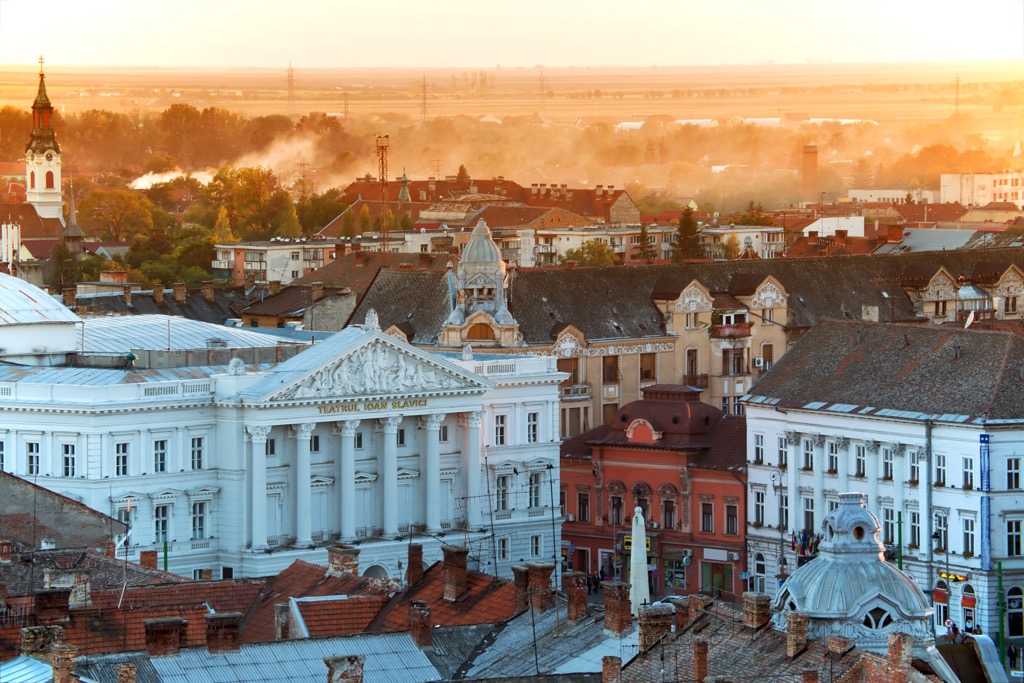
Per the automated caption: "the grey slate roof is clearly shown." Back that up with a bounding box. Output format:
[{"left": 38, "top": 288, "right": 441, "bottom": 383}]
[
  {"left": 353, "top": 269, "right": 455, "bottom": 344},
  {"left": 873, "top": 228, "right": 977, "bottom": 254},
  {"left": 745, "top": 318, "right": 1024, "bottom": 422},
  {"left": 77, "top": 286, "right": 250, "bottom": 325},
  {"left": 80, "top": 315, "right": 298, "bottom": 353}
]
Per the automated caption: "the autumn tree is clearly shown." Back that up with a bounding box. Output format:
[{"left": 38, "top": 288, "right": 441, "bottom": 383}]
[
  {"left": 559, "top": 239, "right": 616, "bottom": 267},
  {"left": 732, "top": 201, "right": 775, "bottom": 226},
  {"left": 635, "top": 224, "right": 657, "bottom": 263},
  {"left": 359, "top": 204, "right": 371, "bottom": 233},
  {"left": 722, "top": 234, "right": 741, "bottom": 260},
  {"left": 159, "top": 103, "right": 203, "bottom": 168},
  {"left": 672, "top": 207, "right": 702, "bottom": 262},
  {"left": 79, "top": 189, "right": 156, "bottom": 241}
]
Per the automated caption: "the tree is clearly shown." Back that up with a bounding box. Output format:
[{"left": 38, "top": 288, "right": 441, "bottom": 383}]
[
  {"left": 48, "top": 243, "right": 78, "bottom": 291},
  {"left": 212, "top": 207, "right": 237, "bottom": 243},
  {"left": 722, "top": 234, "right": 741, "bottom": 260},
  {"left": 672, "top": 207, "right": 702, "bottom": 262},
  {"left": 359, "top": 204, "right": 371, "bottom": 233},
  {"left": 559, "top": 239, "right": 616, "bottom": 267},
  {"left": 456, "top": 164, "right": 470, "bottom": 183},
  {"left": 79, "top": 189, "right": 155, "bottom": 241},
  {"left": 635, "top": 224, "right": 657, "bottom": 263},
  {"left": 732, "top": 201, "right": 775, "bottom": 226}
]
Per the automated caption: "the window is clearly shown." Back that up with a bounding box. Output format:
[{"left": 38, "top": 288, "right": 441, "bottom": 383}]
[
  {"left": 880, "top": 448, "right": 893, "bottom": 479},
  {"left": 934, "top": 513, "right": 949, "bottom": 550},
  {"left": 578, "top": 493, "right": 590, "bottom": 522},
  {"left": 439, "top": 425, "right": 449, "bottom": 442},
  {"left": 963, "top": 517, "right": 975, "bottom": 556},
  {"left": 498, "top": 537, "right": 509, "bottom": 560},
  {"left": 191, "top": 437, "right": 204, "bottom": 470},
  {"left": 610, "top": 496, "right": 623, "bottom": 525},
  {"left": 494, "top": 415, "right": 507, "bottom": 446},
  {"left": 780, "top": 494, "right": 789, "bottom": 529},
  {"left": 754, "top": 490, "right": 765, "bottom": 526},
  {"left": 27, "top": 442, "right": 39, "bottom": 476},
  {"left": 355, "top": 433, "right": 363, "bottom": 450},
  {"left": 0, "top": 441, "right": 4, "bottom": 471},
  {"left": 933, "top": 300, "right": 947, "bottom": 316},
  {"left": 153, "top": 439, "right": 167, "bottom": 473},
  {"left": 882, "top": 507, "right": 894, "bottom": 544},
  {"left": 754, "top": 434, "right": 764, "bottom": 463},
  {"left": 602, "top": 355, "right": 619, "bottom": 383},
  {"left": 154, "top": 504, "right": 169, "bottom": 543},
  {"left": 1009, "top": 519, "right": 1022, "bottom": 557},
  {"left": 266, "top": 438, "right": 276, "bottom": 456},
  {"left": 192, "top": 501, "right": 207, "bottom": 540},
  {"left": 761, "top": 343, "right": 774, "bottom": 370},
  {"left": 935, "top": 453, "right": 946, "bottom": 485},
  {"left": 909, "top": 452, "right": 919, "bottom": 482},
  {"left": 726, "top": 504, "right": 738, "bottom": 535},
  {"left": 827, "top": 499, "right": 839, "bottom": 512},
  {"left": 560, "top": 489, "right": 566, "bottom": 516},
  {"left": 802, "top": 440, "right": 813, "bottom": 470},
  {"left": 685, "top": 312, "right": 700, "bottom": 329},
  {"left": 802, "top": 497, "right": 814, "bottom": 533},
  {"left": 557, "top": 357, "right": 580, "bottom": 385},
  {"left": 603, "top": 403, "right": 618, "bottom": 424},
  {"left": 495, "top": 475, "right": 510, "bottom": 511},
  {"left": 963, "top": 456, "right": 974, "bottom": 489},
  {"left": 310, "top": 434, "right": 320, "bottom": 453},
  {"left": 821, "top": 441, "right": 836, "bottom": 473},
  {"left": 640, "top": 353, "right": 656, "bottom": 381},
  {"left": 531, "top": 535, "right": 541, "bottom": 557},
  {"left": 721, "top": 397, "right": 729, "bottom": 414},
  {"left": 529, "top": 472, "right": 542, "bottom": 508},
  {"left": 397, "top": 429, "right": 406, "bottom": 447},
  {"left": 45, "top": 171, "right": 54, "bottom": 189},
  {"left": 527, "top": 412, "right": 539, "bottom": 443},
  {"left": 723, "top": 349, "right": 744, "bottom": 376},
  {"left": 116, "top": 442, "right": 129, "bottom": 477},
  {"left": 290, "top": 251, "right": 299, "bottom": 260},
  {"left": 1010, "top": 458, "right": 1021, "bottom": 490},
  {"left": 467, "top": 323, "right": 495, "bottom": 340},
  {"left": 855, "top": 445, "right": 866, "bottom": 477},
  {"left": 62, "top": 444, "right": 76, "bottom": 477},
  {"left": 663, "top": 500, "right": 676, "bottom": 530},
  {"left": 701, "top": 502, "right": 714, "bottom": 532},
  {"left": 1006, "top": 296, "right": 1018, "bottom": 314},
  {"left": 117, "top": 507, "right": 132, "bottom": 536},
  {"left": 778, "top": 436, "right": 788, "bottom": 467},
  {"left": 733, "top": 397, "right": 744, "bottom": 416},
  {"left": 910, "top": 512, "right": 920, "bottom": 547}
]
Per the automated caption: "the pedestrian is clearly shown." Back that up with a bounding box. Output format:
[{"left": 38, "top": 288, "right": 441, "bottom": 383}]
[
  {"left": 1010, "top": 643, "right": 1018, "bottom": 669},
  {"left": 593, "top": 572, "right": 601, "bottom": 592},
  {"left": 586, "top": 573, "right": 592, "bottom": 595}
]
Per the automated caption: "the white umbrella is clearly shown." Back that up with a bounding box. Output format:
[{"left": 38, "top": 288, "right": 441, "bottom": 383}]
[{"left": 629, "top": 506, "right": 651, "bottom": 615}]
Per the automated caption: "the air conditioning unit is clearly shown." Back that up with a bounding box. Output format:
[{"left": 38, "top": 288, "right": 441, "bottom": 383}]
[
  {"left": 754, "top": 357, "right": 764, "bottom": 368},
  {"left": 728, "top": 551, "right": 741, "bottom": 561},
  {"left": 565, "top": 514, "right": 575, "bottom": 522},
  {"left": 650, "top": 522, "right": 660, "bottom": 529},
  {"left": 682, "top": 549, "right": 693, "bottom": 558}
]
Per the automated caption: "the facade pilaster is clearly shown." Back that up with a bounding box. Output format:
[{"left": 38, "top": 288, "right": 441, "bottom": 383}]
[
  {"left": 421, "top": 414, "right": 446, "bottom": 532},
  {"left": 246, "top": 425, "right": 271, "bottom": 549},
  {"left": 865, "top": 440, "right": 880, "bottom": 511},
  {"left": 464, "top": 412, "right": 483, "bottom": 529},
  {"left": 292, "top": 423, "right": 315, "bottom": 547},
  {"left": 835, "top": 436, "right": 850, "bottom": 495},
  {"left": 891, "top": 443, "right": 906, "bottom": 549},
  {"left": 334, "top": 421, "right": 359, "bottom": 541},
  {"left": 380, "top": 416, "right": 401, "bottom": 536},
  {"left": 785, "top": 430, "right": 800, "bottom": 534},
  {"left": 812, "top": 434, "right": 826, "bottom": 529}
]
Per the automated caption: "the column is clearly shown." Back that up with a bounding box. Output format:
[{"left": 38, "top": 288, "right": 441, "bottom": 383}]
[
  {"left": 462, "top": 412, "right": 483, "bottom": 529},
  {"left": 812, "top": 434, "right": 826, "bottom": 529},
  {"left": 835, "top": 436, "right": 850, "bottom": 494},
  {"left": 334, "top": 421, "right": 359, "bottom": 541},
  {"left": 865, "top": 440, "right": 880, "bottom": 512},
  {"left": 785, "top": 431, "right": 800, "bottom": 535},
  {"left": 380, "top": 416, "right": 401, "bottom": 536},
  {"left": 292, "top": 423, "right": 315, "bottom": 547},
  {"left": 891, "top": 443, "right": 906, "bottom": 549},
  {"left": 421, "top": 414, "right": 446, "bottom": 533},
  {"left": 246, "top": 425, "right": 271, "bottom": 549}
]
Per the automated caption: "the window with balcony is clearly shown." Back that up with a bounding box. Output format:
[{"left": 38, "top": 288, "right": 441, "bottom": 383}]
[
  {"left": 802, "top": 440, "right": 814, "bottom": 470},
  {"left": 610, "top": 496, "right": 623, "bottom": 525},
  {"left": 1009, "top": 519, "right": 1023, "bottom": 557},
  {"left": 557, "top": 357, "right": 580, "bottom": 385},
  {"left": 827, "top": 441, "right": 838, "bottom": 472},
  {"left": 935, "top": 453, "right": 946, "bottom": 486},
  {"left": 802, "top": 497, "right": 814, "bottom": 533},
  {"left": 529, "top": 472, "right": 542, "bottom": 508},
  {"left": 882, "top": 448, "right": 893, "bottom": 479},
  {"left": 754, "top": 490, "right": 765, "bottom": 526},
  {"left": 910, "top": 512, "right": 920, "bottom": 548},
  {"left": 723, "top": 349, "right": 744, "bottom": 376},
  {"left": 778, "top": 436, "right": 788, "bottom": 467},
  {"left": 855, "top": 445, "right": 866, "bottom": 477},
  {"left": 780, "top": 495, "right": 789, "bottom": 529},
  {"left": 882, "top": 506, "right": 894, "bottom": 544},
  {"left": 192, "top": 501, "right": 207, "bottom": 540},
  {"left": 963, "top": 517, "right": 975, "bottom": 556},
  {"left": 934, "top": 513, "right": 948, "bottom": 550},
  {"left": 753, "top": 434, "right": 764, "bottom": 463},
  {"left": 909, "top": 452, "right": 919, "bottom": 483}
]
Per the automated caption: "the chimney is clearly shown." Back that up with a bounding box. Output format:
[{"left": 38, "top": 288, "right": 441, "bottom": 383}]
[
  {"left": 172, "top": 282, "right": 187, "bottom": 304},
  {"left": 205, "top": 612, "right": 243, "bottom": 653},
  {"left": 407, "top": 543, "right": 424, "bottom": 586},
  {"left": 19, "top": 625, "right": 64, "bottom": 655},
  {"left": 607, "top": 185, "right": 615, "bottom": 196},
  {"left": 202, "top": 280, "right": 215, "bottom": 302},
  {"left": 602, "top": 580, "right": 632, "bottom": 635},
  {"left": 139, "top": 549, "right": 158, "bottom": 570},
  {"left": 887, "top": 224, "right": 903, "bottom": 244},
  {"left": 408, "top": 600, "right": 432, "bottom": 649},
  {"left": 786, "top": 612, "right": 809, "bottom": 658},
  {"left": 122, "top": 285, "right": 132, "bottom": 305},
  {"left": 117, "top": 662, "right": 138, "bottom": 683},
  {"left": 354, "top": 250, "right": 369, "bottom": 266},
  {"left": 325, "top": 654, "right": 365, "bottom": 683},
  {"left": 687, "top": 594, "right": 713, "bottom": 627},
  {"left": 526, "top": 562, "right": 554, "bottom": 612},
  {"left": 638, "top": 604, "right": 673, "bottom": 651},
  {"left": 62, "top": 288, "right": 75, "bottom": 308},
  {"left": 742, "top": 592, "right": 772, "bottom": 630},
  {"left": 428, "top": 178, "right": 436, "bottom": 192},
  {"left": 326, "top": 544, "right": 360, "bottom": 577},
  {"left": 34, "top": 589, "right": 71, "bottom": 624},
  {"left": 151, "top": 282, "right": 164, "bottom": 305},
  {"left": 442, "top": 545, "right": 469, "bottom": 601},
  {"left": 51, "top": 642, "right": 77, "bottom": 683},
  {"left": 602, "top": 655, "right": 622, "bottom": 683},
  {"left": 563, "top": 571, "right": 587, "bottom": 621},
  {"left": 143, "top": 617, "right": 188, "bottom": 657},
  {"left": 268, "top": 280, "right": 282, "bottom": 297},
  {"left": 0, "top": 539, "right": 12, "bottom": 563},
  {"left": 596, "top": 184, "right": 604, "bottom": 196},
  {"left": 531, "top": 183, "right": 538, "bottom": 196},
  {"left": 274, "top": 603, "right": 291, "bottom": 640},
  {"left": 887, "top": 632, "right": 913, "bottom": 670},
  {"left": 835, "top": 229, "right": 848, "bottom": 242},
  {"left": 336, "top": 242, "right": 349, "bottom": 256},
  {"left": 827, "top": 636, "right": 853, "bottom": 655},
  {"left": 512, "top": 564, "right": 529, "bottom": 613},
  {"left": 694, "top": 639, "right": 709, "bottom": 683},
  {"left": 807, "top": 230, "right": 818, "bottom": 243},
  {"left": 201, "top": 568, "right": 213, "bottom": 581}
]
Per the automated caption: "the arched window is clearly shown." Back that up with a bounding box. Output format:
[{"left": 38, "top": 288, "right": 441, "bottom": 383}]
[
  {"left": 467, "top": 323, "right": 495, "bottom": 340},
  {"left": 752, "top": 552, "right": 766, "bottom": 592},
  {"left": 863, "top": 607, "right": 894, "bottom": 629},
  {"left": 29, "top": 171, "right": 35, "bottom": 189},
  {"left": 934, "top": 579, "right": 949, "bottom": 630},
  {"left": 45, "top": 171, "right": 54, "bottom": 189},
  {"left": 1009, "top": 586, "right": 1024, "bottom": 637}
]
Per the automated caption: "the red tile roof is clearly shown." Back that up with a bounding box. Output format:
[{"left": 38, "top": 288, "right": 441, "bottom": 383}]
[
  {"left": 296, "top": 595, "right": 390, "bottom": 637},
  {"left": 0, "top": 203, "right": 63, "bottom": 239}
]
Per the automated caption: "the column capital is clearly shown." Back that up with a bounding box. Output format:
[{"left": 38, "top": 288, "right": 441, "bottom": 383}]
[
  {"left": 420, "top": 413, "right": 447, "bottom": 430},
  {"left": 378, "top": 416, "right": 402, "bottom": 432},
  {"left": 289, "top": 423, "right": 316, "bottom": 439},
  {"left": 784, "top": 430, "right": 801, "bottom": 446},
  {"left": 810, "top": 434, "right": 825, "bottom": 448},
  {"left": 888, "top": 442, "right": 906, "bottom": 456},
  {"left": 865, "top": 439, "right": 880, "bottom": 453},
  {"left": 462, "top": 411, "right": 483, "bottom": 428},
  {"left": 834, "top": 436, "right": 849, "bottom": 450},
  {"left": 333, "top": 420, "right": 360, "bottom": 437},
  {"left": 245, "top": 425, "right": 271, "bottom": 443}
]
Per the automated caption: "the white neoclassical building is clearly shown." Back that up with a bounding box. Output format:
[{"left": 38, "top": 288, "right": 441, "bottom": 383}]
[{"left": 0, "top": 274, "right": 563, "bottom": 580}]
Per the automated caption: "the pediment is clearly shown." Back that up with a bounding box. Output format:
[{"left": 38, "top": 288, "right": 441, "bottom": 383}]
[
  {"left": 111, "top": 491, "right": 149, "bottom": 505},
  {"left": 674, "top": 281, "right": 713, "bottom": 313},
  {"left": 187, "top": 485, "right": 220, "bottom": 497},
  {"left": 265, "top": 331, "right": 490, "bottom": 403},
  {"left": 750, "top": 277, "right": 788, "bottom": 309},
  {"left": 924, "top": 268, "right": 957, "bottom": 301},
  {"left": 553, "top": 326, "right": 587, "bottom": 358},
  {"left": 354, "top": 471, "right": 378, "bottom": 484}
]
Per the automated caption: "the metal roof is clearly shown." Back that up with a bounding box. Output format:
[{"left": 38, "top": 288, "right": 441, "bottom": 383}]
[
  {"left": 0, "top": 655, "right": 54, "bottom": 683},
  {"left": 0, "top": 362, "right": 276, "bottom": 387},
  {"left": 79, "top": 315, "right": 298, "bottom": 353},
  {"left": 0, "top": 274, "right": 80, "bottom": 325}
]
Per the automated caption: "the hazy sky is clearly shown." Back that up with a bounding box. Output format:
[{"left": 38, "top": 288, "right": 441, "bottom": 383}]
[{"left": 4, "top": 0, "right": 1024, "bottom": 69}]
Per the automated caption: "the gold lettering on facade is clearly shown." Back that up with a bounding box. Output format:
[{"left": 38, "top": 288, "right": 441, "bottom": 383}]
[{"left": 317, "top": 399, "right": 428, "bottom": 415}]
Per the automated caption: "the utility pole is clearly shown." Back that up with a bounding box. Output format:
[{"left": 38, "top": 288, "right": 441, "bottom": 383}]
[{"left": 376, "top": 135, "right": 390, "bottom": 264}]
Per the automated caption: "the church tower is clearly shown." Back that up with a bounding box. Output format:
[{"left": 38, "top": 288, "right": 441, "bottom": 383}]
[
  {"left": 25, "top": 57, "right": 63, "bottom": 221},
  {"left": 61, "top": 181, "right": 84, "bottom": 260}
]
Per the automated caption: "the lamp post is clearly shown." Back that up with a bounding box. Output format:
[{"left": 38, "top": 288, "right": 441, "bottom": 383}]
[{"left": 770, "top": 470, "right": 788, "bottom": 586}]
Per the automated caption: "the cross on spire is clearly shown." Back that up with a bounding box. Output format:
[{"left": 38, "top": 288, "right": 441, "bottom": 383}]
[{"left": 38, "top": 55, "right": 44, "bottom": 77}]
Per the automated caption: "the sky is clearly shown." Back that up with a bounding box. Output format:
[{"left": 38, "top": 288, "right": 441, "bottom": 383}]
[{"left": 3, "top": 0, "right": 1024, "bottom": 69}]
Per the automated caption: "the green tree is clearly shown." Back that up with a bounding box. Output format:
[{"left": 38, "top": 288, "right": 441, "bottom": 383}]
[
  {"left": 635, "top": 224, "right": 657, "bottom": 263},
  {"left": 159, "top": 103, "right": 203, "bottom": 169},
  {"left": 672, "top": 207, "right": 702, "bottom": 262},
  {"left": 79, "top": 189, "right": 155, "bottom": 241},
  {"left": 212, "top": 207, "right": 237, "bottom": 243},
  {"left": 732, "top": 201, "right": 775, "bottom": 226},
  {"left": 456, "top": 163, "right": 470, "bottom": 183},
  {"left": 342, "top": 210, "right": 356, "bottom": 238},
  {"left": 559, "top": 239, "right": 616, "bottom": 267},
  {"left": 48, "top": 243, "right": 78, "bottom": 291}
]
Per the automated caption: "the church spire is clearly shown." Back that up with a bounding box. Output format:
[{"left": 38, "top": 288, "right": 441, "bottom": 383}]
[
  {"left": 27, "top": 56, "right": 59, "bottom": 155},
  {"left": 61, "top": 179, "right": 84, "bottom": 259}
]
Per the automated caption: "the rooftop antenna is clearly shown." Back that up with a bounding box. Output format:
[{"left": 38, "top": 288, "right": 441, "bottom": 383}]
[{"left": 376, "top": 135, "right": 390, "bottom": 265}]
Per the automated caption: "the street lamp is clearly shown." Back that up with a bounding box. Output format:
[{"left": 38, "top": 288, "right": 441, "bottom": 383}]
[{"left": 770, "top": 470, "right": 788, "bottom": 584}]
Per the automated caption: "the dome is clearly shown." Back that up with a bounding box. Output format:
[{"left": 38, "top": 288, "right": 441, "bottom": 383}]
[
  {"left": 0, "top": 272, "right": 80, "bottom": 365},
  {"left": 0, "top": 272, "right": 80, "bottom": 325},
  {"left": 773, "top": 492, "right": 933, "bottom": 652},
  {"left": 461, "top": 220, "right": 502, "bottom": 264}
]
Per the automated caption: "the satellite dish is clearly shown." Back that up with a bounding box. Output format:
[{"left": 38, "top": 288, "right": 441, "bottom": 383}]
[{"left": 964, "top": 310, "right": 975, "bottom": 330}]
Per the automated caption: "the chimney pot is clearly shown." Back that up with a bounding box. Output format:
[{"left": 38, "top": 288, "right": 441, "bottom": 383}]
[
  {"left": 407, "top": 544, "right": 424, "bottom": 586},
  {"left": 408, "top": 600, "right": 432, "bottom": 649},
  {"left": 143, "top": 617, "right": 188, "bottom": 657},
  {"left": 442, "top": 545, "right": 469, "bottom": 601},
  {"left": 742, "top": 592, "right": 772, "bottom": 630},
  {"left": 562, "top": 571, "right": 588, "bottom": 621},
  {"left": 151, "top": 282, "right": 164, "bottom": 306},
  {"left": 172, "top": 282, "right": 187, "bottom": 304},
  {"left": 205, "top": 612, "right": 243, "bottom": 653},
  {"left": 526, "top": 562, "right": 555, "bottom": 612},
  {"left": 326, "top": 544, "right": 360, "bottom": 577},
  {"left": 602, "top": 655, "right": 622, "bottom": 683},
  {"left": 202, "top": 281, "right": 215, "bottom": 302},
  {"left": 602, "top": 580, "right": 632, "bottom": 635},
  {"left": 51, "top": 642, "right": 78, "bottom": 683},
  {"left": 268, "top": 280, "right": 282, "bottom": 297},
  {"left": 638, "top": 604, "right": 674, "bottom": 651},
  {"left": 786, "top": 612, "right": 809, "bottom": 658},
  {"left": 694, "top": 639, "right": 709, "bottom": 683},
  {"left": 512, "top": 564, "right": 529, "bottom": 613},
  {"left": 139, "top": 550, "right": 158, "bottom": 570}
]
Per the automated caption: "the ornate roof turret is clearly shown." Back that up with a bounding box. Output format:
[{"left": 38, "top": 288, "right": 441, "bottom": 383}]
[
  {"left": 26, "top": 57, "right": 60, "bottom": 156},
  {"left": 397, "top": 171, "right": 411, "bottom": 203},
  {"left": 61, "top": 181, "right": 85, "bottom": 242}
]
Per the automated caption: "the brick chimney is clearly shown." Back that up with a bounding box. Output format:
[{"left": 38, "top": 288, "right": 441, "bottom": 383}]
[
  {"left": 151, "top": 282, "right": 164, "bottom": 305},
  {"left": 602, "top": 655, "right": 622, "bottom": 683},
  {"left": 407, "top": 543, "right": 424, "bottom": 586},
  {"left": 268, "top": 280, "right": 282, "bottom": 297},
  {"left": 34, "top": 588, "right": 71, "bottom": 624},
  {"left": 786, "top": 612, "right": 809, "bottom": 658},
  {"left": 274, "top": 603, "right": 291, "bottom": 640},
  {"left": 122, "top": 285, "right": 132, "bottom": 305},
  {"left": 19, "top": 625, "right": 64, "bottom": 655},
  {"left": 687, "top": 594, "right": 713, "bottom": 627},
  {"left": 172, "top": 282, "right": 187, "bottom": 304},
  {"left": 408, "top": 600, "right": 432, "bottom": 649},
  {"left": 742, "top": 592, "right": 772, "bottom": 630},
  {"left": 442, "top": 545, "right": 469, "bottom": 601},
  {"left": 325, "top": 654, "right": 365, "bottom": 683},
  {"left": 694, "top": 639, "right": 708, "bottom": 683},
  {"left": 807, "top": 230, "right": 818, "bottom": 243},
  {"left": 602, "top": 580, "right": 632, "bottom": 635},
  {"left": 144, "top": 617, "right": 188, "bottom": 657},
  {"left": 887, "top": 224, "right": 903, "bottom": 244},
  {"left": 205, "top": 612, "right": 243, "bottom": 653},
  {"left": 62, "top": 288, "right": 76, "bottom": 308},
  {"left": 326, "top": 544, "right": 360, "bottom": 577},
  {"left": 202, "top": 281, "right": 215, "bottom": 302},
  {"left": 354, "top": 251, "right": 369, "bottom": 266},
  {"left": 638, "top": 604, "right": 673, "bottom": 651},
  {"left": 887, "top": 631, "right": 913, "bottom": 670},
  {"left": 526, "top": 562, "right": 554, "bottom": 612},
  {"left": 117, "top": 662, "right": 138, "bottom": 683},
  {"left": 563, "top": 571, "right": 587, "bottom": 621},
  {"left": 512, "top": 564, "right": 529, "bottom": 613},
  {"left": 835, "top": 229, "right": 848, "bottom": 242},
  {"left": 51, "top": 642, "right": 77, "bottom": 683},
  {"left": 827, "top": 636, "right": 853, "bottom": 655},
  {"left": 139, "top": 550, "right": 158, "bottom": 570},
  {"left": 311, "top": 282, "right": 325, "bottom": 301}
]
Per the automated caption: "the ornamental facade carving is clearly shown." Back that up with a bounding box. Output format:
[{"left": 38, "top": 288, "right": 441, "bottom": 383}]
[
  {"left": 751, "top": 282, "right": 786, "bottom": 309},
  {"left": 674, "top": 285, "right": 713, "bottom": 313}
]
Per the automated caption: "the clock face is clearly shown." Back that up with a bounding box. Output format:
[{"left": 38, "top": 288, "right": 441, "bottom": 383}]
[{"left": 45, "top": 152, "right": 53, "bottom": 162}]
